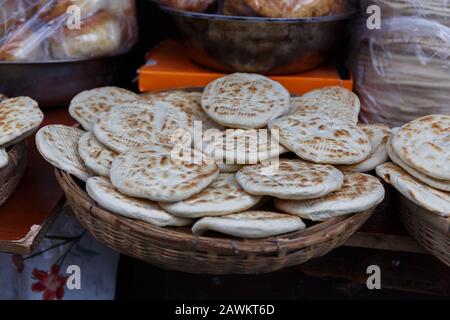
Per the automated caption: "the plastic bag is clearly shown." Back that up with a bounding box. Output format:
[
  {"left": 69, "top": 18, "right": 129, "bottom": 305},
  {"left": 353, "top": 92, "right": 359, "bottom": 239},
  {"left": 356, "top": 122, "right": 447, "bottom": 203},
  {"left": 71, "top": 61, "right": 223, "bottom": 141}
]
[
  {"left": 360, "top": 0, "right": 450, "bottom": 26},
  {"left": 351, "top": 16, "right": 450, "bottom": 127},
  {"left": 0, "top": 0, "right": 137, "bottom": 61}
]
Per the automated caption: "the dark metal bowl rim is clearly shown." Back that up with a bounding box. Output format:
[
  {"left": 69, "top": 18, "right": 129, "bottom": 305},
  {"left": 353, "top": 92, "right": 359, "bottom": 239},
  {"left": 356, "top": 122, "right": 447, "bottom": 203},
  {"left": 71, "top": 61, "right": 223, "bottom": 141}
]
[
  {"left": 0, "top": 52, "right": 129, "bottom": 65},
  {"left": 157, "top": 3, "right": 356, "bottom": 23}
]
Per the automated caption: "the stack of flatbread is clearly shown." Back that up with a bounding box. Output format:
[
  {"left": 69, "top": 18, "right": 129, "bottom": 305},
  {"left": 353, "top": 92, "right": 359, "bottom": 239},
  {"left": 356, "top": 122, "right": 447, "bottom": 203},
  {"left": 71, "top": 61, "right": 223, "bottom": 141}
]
[
  {"left": 37, "top": 75, "right": 387, "bottom": 239},
  {"left": 0, "top": 96, "right": 44, "bottom": 171},
  {"left": 353, "top": 16, "right": 450, "bottom": 127},
  {"left": 376, "top": 115, "right": 450, "bottom": 217}
]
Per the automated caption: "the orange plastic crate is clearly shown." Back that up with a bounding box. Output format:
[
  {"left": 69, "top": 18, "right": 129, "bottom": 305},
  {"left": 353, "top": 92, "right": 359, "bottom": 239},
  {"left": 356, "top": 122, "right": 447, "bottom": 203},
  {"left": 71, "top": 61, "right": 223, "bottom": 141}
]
[{"left": 139, "top": 40, "right": 353, "bottom": 94}]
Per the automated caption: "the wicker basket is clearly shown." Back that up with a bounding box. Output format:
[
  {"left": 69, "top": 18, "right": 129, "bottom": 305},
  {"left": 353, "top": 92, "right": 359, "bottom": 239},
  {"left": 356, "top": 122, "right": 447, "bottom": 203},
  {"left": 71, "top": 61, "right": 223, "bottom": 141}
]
[
  {"left": 56, "top": 169, "right": 376, "bottom": 274},
  {"left": 0, "top": 141, "right": 27, "bottom": 207},
  {"left": 397, "top": 193, "right": 450, "bottom": 267}
]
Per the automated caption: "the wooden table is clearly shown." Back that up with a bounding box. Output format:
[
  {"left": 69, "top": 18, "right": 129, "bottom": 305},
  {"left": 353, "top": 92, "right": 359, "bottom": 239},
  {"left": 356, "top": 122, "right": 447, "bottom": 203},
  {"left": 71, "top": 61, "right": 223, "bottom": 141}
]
[{"left": 0, "top": 108, "right": 74, "bottom": 255}]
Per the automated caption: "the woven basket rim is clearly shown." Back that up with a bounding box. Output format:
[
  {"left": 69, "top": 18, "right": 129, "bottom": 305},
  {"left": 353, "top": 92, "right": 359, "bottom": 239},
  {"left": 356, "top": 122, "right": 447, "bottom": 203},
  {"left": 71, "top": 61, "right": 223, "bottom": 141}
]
[
  {"left": 56, "top": 168, "right": 375, "bottom": 255},
  {"left": 5, "top": 141, "right": 26, "bottom": 164},
  {"left": 0, "top": 140, "right": 27, "bottom": 207},
  {"left": 398, "top": 192, "right": 450, "bottom": 234}
]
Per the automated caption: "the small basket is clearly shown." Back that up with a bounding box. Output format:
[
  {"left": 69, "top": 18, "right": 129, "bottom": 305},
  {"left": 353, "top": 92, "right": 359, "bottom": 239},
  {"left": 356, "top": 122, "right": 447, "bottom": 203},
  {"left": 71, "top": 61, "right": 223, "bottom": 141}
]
[
  {"left": 0, "top": 141, "right": 27, "bottom": 207},
  {"left": 397, "top": 193, "right": 450, "bottom": 267},
  {"left": 56, "top": 169, "right": 375, "bottom": 274}
]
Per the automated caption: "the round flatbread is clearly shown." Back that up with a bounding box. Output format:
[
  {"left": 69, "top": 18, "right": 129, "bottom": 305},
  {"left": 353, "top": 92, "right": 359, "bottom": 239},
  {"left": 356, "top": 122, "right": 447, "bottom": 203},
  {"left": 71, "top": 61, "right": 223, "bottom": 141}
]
[
  {"left": 192, "top": 211, "right": 306, "bottom": 239},
  {"left": 235, "top": 159, "right": 344, "bottom": 200},
  {"left": 194, "top": 128, "right": 288, "bottom": 165},
  {"left": 78, "top": 132, "right": 117, "bottom": 177},
  {"left": 201, "top": 73, "right": 290, "bottom": 129},
  {"left": 275, "top": 172, "right": 385, "bottom": 221},
  {"left": 86, "top": 177, "right": 191, "bottom": 227},
  {"left": 290, "top": 86, "right": 360, "bottom": 125},
  {"left": 160, "top": 173, "right": 262, "bottom": 218},
  {"left": 386, "top": 135, "right": 450, "bottom": 192},
  {"left": 93, "top": 102, "right": 190, "bottom": 153},
  {"left": 338, "top": 124, "right": 391, "bottom": 173},
  {"left": 0, "top": 94, "right": 7, "bottom": 102},
  {"left": 110, "top": 148, "right": 219, "bottom": 202},
  {"left": 69, "top": 86, "right": 140, "bottom": 131},
  {"left": 376, "top": 162, "right": 450, "bottom": 217},
  {"left": 0, "top": 97, "right": 44, "bottom": 148},
  {"left": 391, "top": 115, "right": 450, "bottom": 180},
  {"left": 36, "top": 125, "right": 92, "bottom": 182},
  {"left": 0, "top": 149, "right": 8, "bottom": 169},
  {"left": 141, "top": 91, "right": 224, "bottom": 131},
  {"left": 270, "top": 115, "right": 372, "bottom": 164}
]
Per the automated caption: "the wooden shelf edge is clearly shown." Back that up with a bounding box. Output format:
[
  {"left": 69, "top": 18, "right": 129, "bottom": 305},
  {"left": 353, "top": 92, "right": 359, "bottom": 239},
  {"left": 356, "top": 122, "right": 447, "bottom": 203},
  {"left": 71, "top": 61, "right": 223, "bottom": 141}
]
[{"left": 0, "top": 197, "right": 65, "bottom": 255}]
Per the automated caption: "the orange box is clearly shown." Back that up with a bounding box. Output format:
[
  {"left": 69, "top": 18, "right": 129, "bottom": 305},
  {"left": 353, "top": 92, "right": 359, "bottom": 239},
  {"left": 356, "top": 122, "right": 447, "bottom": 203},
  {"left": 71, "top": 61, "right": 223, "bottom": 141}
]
[{"left": 139, "top": 40, "right": 353, "bottom": 94}]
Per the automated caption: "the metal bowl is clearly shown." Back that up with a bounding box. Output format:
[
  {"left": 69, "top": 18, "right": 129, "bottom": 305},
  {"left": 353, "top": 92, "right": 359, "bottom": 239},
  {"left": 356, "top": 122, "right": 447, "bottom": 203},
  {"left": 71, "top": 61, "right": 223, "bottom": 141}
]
[
  {"left": 159, "top": 6, "right": 355, "bottom": 75},
  {"left": 0, "top": 54, "right": 128, "bottom": 108}
]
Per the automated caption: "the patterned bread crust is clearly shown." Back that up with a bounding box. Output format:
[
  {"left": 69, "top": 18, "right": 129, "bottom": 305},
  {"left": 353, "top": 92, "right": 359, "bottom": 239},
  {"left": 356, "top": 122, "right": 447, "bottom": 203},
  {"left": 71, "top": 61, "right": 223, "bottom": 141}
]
[
  {"left": 0, "top": 97, "right": 44, "bottom": 148},
  {"left": 36, "top": 125, "right": 91, "bottom": 182},
  {"left": 160, "top": 173, "right": 262, "bottom": 218},
  {"left": 391, "top": 115, "right": 450, "bottom": 180},
  {"left": 270, "top": 115, "right": 372, "bottom": 164},
  {"left": 69, "top": 86, "right": 139, "bottom": 131},
  {"left": 235, "top": 159, "right": 344, "bottom": 200},
  {"left": 275, "top": 172, "right": 385, "bottom": 221},
  {"left": 78, "top": 132, "right": 117, "bottom": 177},
  {"left": 201, "top": 73, "right": 290, "bottom": 129}
]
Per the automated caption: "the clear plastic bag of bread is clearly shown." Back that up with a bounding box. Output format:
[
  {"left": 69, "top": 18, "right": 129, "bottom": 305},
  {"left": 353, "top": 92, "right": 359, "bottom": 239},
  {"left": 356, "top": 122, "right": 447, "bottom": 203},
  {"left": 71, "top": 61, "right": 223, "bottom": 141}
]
[
  {"left": 360, "top": 0, "right": 450, "bottom": 26},
  {"left": 0, "top": 0, "right": 138, "bottom": 61},
  {"left": 351, "top": 16, "right": 450, "bottom": 127},
  {"left": 222, "top": 0, "right": 349, "bottom": 18}
]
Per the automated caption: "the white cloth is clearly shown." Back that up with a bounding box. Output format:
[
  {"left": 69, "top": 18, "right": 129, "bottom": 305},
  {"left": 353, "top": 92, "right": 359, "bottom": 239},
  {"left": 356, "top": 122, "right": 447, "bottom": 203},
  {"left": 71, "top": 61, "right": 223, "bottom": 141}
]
[{"left": 0, "top": 208, "right": 119, "bottom": 300}]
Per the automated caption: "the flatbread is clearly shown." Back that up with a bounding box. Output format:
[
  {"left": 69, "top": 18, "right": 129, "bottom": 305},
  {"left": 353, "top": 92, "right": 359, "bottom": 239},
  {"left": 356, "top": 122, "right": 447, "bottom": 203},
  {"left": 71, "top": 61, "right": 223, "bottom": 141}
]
[
  {"left": 192, "top": 211, "right": 306, "bottom": 239},
  {"left": 338, "top": 124, "right": 391, "bottom": 172},
  {"left": 141, "top": 91, "right": 224, "bottom": 131},
  {"left": 275, "top": 172, "right": 385, "bottom": 221},
  {"left": 270, "top": 115, "right": 372, "bottom": 164},
  {"left": 194, "top": 128, "right": 288, "bottom": 165},
  {"left": 201, "top": 73, "right": 290, "bottom": 129},
  {"left": 69, "top": 86, "right": 140, "bottom": 131},
  {"left": 86, "top": 177, "right": 191, "bottom": 227},
  {"left": 78, "top": 132, "right": 117, "bottom": 177},
  {"left": 0, "top": 149, "right": 8, "bottom": 169},
  {"left": 386, "top": 135, "right": 450, "bottom": 191},
  {"left": 391, "top": 115, "right": 450, "bottom": 180},
  {"left": 36, "top": 125, "right": 92, "bottom": 182},
  {"left": 235, "top": 159, "right": 344, "bottom": 200},
  {"left": 0, "top": 94, "right": 7, "bottom": 102},
  {"left": 160, "top": 173, "right": 262, "bottom": 218},
  {"left": 110, "top": 148, "right": 219, "bottom": 202},
  {"left": 0, "top": 97, "right": 44, "bottom": 148},
  {"left": 93, "top": 102, "right": 190, "bottom": 153},
  {"left": 376, "top": 162, "right": 450, "bottom": 216},
  {"left": 290, "top": 86, "right": 361, "bottom": 124}
]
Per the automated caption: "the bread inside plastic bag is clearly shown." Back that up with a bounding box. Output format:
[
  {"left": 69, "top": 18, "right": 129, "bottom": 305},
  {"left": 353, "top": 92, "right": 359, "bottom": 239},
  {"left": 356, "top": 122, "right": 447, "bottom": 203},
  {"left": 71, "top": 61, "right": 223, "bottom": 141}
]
[
  {"left": 0, "top": 0, "right": 137, "bottom": 61},
  {"left": 351, "top": 15, "right": 450, "bottom": 127}
]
